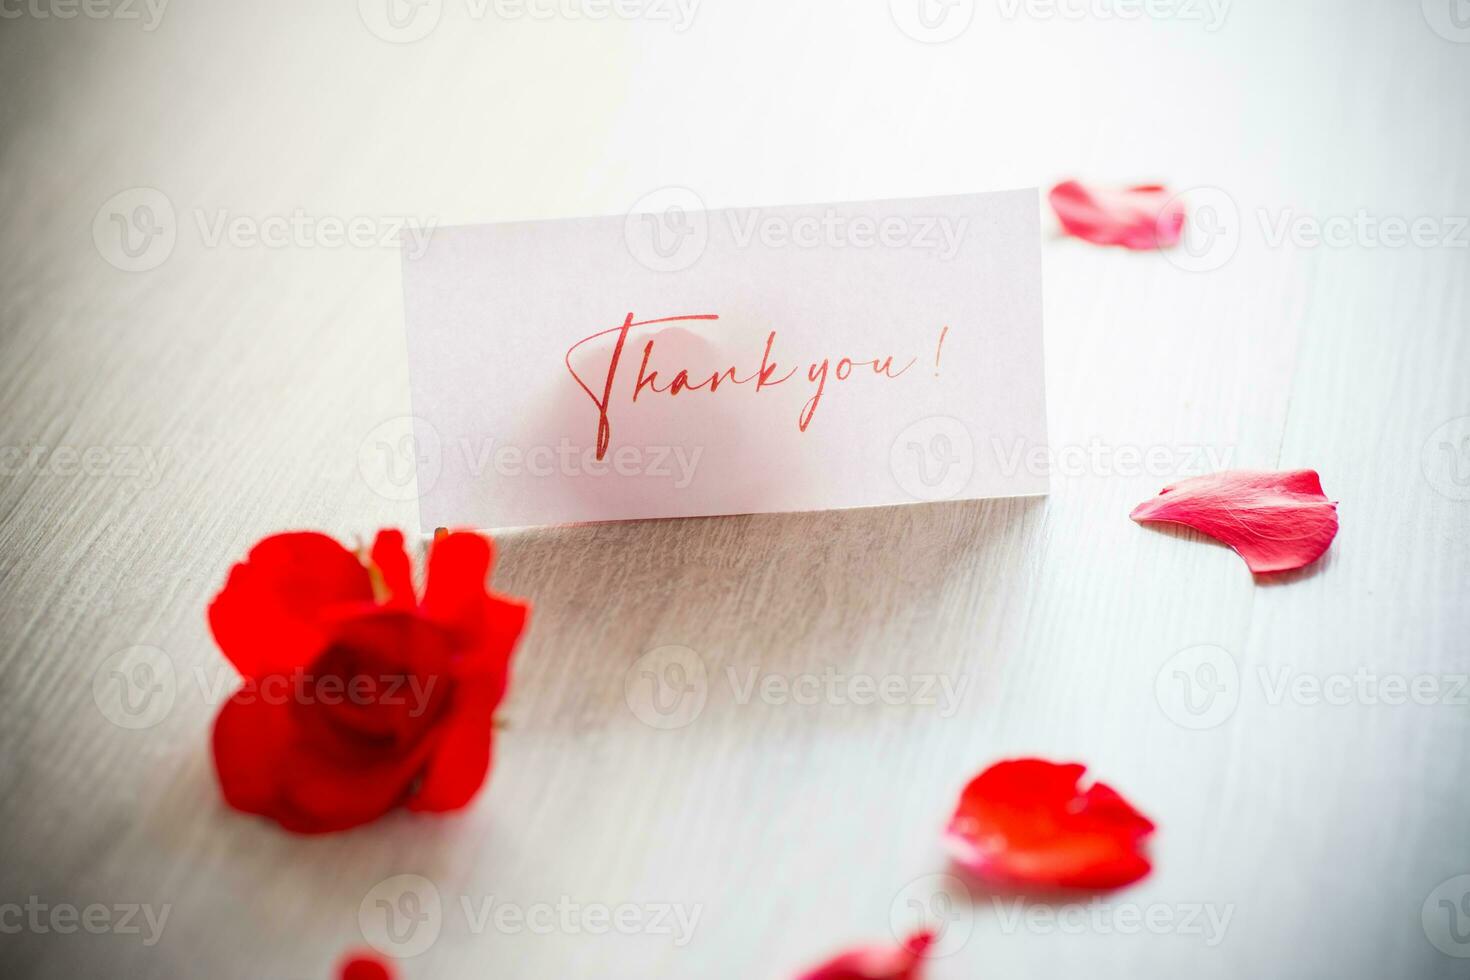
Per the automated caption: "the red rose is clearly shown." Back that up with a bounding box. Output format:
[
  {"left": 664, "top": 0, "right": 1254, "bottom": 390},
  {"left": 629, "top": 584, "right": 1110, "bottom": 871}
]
[{"left": 208, "top": 529, "right": 528, "bottom": 833}]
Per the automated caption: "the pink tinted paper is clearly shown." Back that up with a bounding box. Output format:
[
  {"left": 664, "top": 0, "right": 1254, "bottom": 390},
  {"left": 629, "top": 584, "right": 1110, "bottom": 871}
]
[{"left": 401, "top": 189, "right": 1048, "bottom": 529}]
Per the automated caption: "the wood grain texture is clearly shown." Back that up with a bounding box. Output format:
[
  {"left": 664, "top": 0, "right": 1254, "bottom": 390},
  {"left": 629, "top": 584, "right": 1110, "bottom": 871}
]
[{"left": 1, "top": 2, "right": 1467, "bottom": 978}]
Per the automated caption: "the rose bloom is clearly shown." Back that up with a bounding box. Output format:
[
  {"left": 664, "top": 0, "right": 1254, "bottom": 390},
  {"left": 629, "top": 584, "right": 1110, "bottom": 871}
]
[{"left": 208, "top": 530, "right": 528, "bottom": 833}]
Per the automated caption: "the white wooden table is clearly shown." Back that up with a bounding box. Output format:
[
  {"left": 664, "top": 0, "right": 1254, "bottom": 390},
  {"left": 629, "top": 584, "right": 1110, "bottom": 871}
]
[{"left": 2, "top": 2, "right": 1468, "bottom": 977}]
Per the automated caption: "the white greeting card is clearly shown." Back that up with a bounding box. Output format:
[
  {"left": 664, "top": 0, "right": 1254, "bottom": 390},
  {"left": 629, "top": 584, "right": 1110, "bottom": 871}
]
[{"left": 400, "top": 188, "right": 1048, "bottom": 528}]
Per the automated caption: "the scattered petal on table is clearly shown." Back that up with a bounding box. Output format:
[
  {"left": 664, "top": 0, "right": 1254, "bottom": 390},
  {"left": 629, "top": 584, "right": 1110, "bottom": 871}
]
[
  {"left": 1130, "top": 469, "right": 1339, "bottom": 574},
  {"left": 795, "top": 931, "right": 934, "bottom": 980},
  {"left": 338, "top": 951, "right": 395, "bottom": 980},
  {"left": 947, "top": 758, "right": 1155, "bottom": 891},
  {"left": 1048, "top": 179, "right": 1185, "bottom": 249}
]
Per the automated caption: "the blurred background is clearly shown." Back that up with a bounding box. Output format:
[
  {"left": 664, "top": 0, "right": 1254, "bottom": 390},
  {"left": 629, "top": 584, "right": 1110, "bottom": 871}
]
[{"left": 2, "top": 2, "right": 1468, "bottom": 978}]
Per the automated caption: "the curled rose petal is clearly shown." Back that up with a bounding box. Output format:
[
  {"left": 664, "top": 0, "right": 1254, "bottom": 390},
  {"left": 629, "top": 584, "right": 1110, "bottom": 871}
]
[
  {"left": 369, "top": 529, "right": 416, "bottom": 608},
  {"left": 338, "top": 951, "right": 395, "bottom": 980},
  {"left": 796, "top": 931, "right": 933, "bottom": 980},
  {"left": 946, "top": 759, "right": 1154, "bottom": 891},
  {"left": 208, "top": 532, "right": 375, "bottom": 679},
  {"left": 1048, "top": 180, "right": 1185, "bottom": 249},
  {"left": 1129, "top": 469, "right": 1339, "bottom": 574}
]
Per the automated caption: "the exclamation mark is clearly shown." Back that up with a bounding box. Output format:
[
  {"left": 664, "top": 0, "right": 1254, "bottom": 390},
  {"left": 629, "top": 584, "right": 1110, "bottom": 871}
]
[{"left": 934, "top": 325, "right": 949, "bottom": 377}]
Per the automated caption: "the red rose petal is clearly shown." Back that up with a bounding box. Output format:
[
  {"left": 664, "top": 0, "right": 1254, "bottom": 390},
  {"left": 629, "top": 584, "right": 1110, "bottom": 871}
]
[
  {"left": 1048, "top": 180, "right": 1185, "bottom": 250},
  {"left": 338, "top": 951, "right": 395, "bottom": 980},
  {"left": 269, "top": 726, "right": 437, "bottom": 835},
  {"left": 212, "top": 684, "right": 439, "bottom": 834},
  {"left": 422, "top": 531, "right": 493, "bottom": 628},
  {"left": 796, "top": 931, "right": 933, "bottom": 980},
  {"left": 407, "top": 674, "right": 500, "bottom": 813},
  {"left": 370, "top": 529, "right": 416, "bottom": 607},
  {"left": 208, "top": 532, "right": 374, "bottom": 678},
  {"left": 946, "top": 759, "right": 1154, "bottom": 891},
  {"left": 1129, "top": 469, "right": 1339, "bottom": 574},
  {"left": 410, "top": 534, "right": 528, "bottom": 812},
  {"left": 211, "top": 684, "right": 295, "bottom": 818},
  {"left": 423, "top": 531, "right": 529, "bottom": 689}
]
